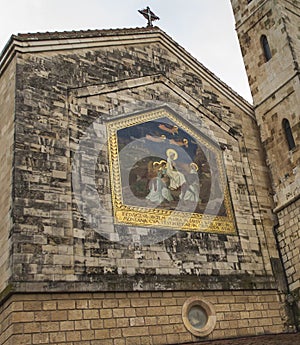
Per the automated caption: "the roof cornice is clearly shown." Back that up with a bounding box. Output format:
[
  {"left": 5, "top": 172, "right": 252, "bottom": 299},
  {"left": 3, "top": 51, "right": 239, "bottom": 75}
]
[{"left": 0, "top": 27, "right": 254, "bottom": 118}]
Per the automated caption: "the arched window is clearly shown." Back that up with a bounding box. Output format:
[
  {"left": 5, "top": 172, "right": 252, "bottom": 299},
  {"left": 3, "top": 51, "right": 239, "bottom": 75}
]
[
  {"left": 282, "top": 118, "right": 296, "bottom": 150},
  {"left": 261, "top": 35, "right": 272, "bottom": 61}
]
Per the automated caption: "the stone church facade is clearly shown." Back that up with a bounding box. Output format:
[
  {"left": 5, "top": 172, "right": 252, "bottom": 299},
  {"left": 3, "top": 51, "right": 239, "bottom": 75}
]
[{"left": 0, "top": 1, "right": 299, "bottom": 344}]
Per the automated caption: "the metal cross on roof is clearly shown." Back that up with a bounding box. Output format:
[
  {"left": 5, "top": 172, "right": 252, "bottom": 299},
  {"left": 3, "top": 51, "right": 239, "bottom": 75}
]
[{"left": 138, "top": 6, "right": 160, "bottom": 27}]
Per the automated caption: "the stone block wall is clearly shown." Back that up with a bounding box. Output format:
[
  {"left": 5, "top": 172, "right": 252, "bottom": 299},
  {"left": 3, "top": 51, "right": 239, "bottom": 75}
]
[
  {"left": 0, "top": 57, "right": 15, "bottom": 294},
  {"left": 285, "top": 0, "right": 300, "bottom": 63},
  {"left": 7, "top": 34, "right": 278, "bottom": 292},
  {"left": 67, "top": 77, "right": 279, "bottom": 291},
  {"left": 254, "top": 80, "right": 300, "bottom": 208},
  {"left": 0, "top": 290, "right": 286, "bottom": 345},
  {"left": 232, "top": 0, "right": 297, "bottom": 105},
  {"left": 230, "top": 0, "right": 300, "bottom": 326},
  {"left": 277, "top": 197, "right": 300, "bottom": 324},
  {"left": 230, "top": 0, "right": 300, "bottom": 206},
  {"left": 0, "top": 27, "right": 292, "bottom": 343}
]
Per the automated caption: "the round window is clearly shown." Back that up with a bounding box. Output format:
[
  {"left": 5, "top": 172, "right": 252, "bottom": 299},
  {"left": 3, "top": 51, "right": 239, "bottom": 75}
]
[{"left": 182, "top": 297, "right": 216, "bottom": 337}]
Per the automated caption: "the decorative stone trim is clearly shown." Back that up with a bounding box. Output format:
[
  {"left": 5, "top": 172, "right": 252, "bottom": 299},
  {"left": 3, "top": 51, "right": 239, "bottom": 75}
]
[{"left": 182, "top": 296, "right": 217, "bottom": 337}]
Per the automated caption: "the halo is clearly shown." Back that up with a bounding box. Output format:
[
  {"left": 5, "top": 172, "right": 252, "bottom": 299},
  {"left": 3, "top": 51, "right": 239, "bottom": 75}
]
[
  {"left": 159, "top": 160, "right": 167, "bottom": 165},
  {"left": 190, "top": 162, "right": 199, "bottom": 171},
  {"left": 153, "top": 161, "right": 160, "bottom": 167},
  {"left": 166, "top": 148, "right": 178, "bottom": 160}
]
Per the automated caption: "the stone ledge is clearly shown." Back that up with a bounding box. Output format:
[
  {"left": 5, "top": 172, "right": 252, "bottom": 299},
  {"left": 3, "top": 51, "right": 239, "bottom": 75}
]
[{"left": 4, "top": 273, "right": 277, "bottom": 298}]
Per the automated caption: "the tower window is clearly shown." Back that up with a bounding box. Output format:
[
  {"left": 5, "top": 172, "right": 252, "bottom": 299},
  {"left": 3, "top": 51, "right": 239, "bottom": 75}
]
[
  {"left": 282, "top": 118, "right": 296, "bottom": 150},
  {"left": 261, "top": 35, "right": 272, "bottom": 61}
]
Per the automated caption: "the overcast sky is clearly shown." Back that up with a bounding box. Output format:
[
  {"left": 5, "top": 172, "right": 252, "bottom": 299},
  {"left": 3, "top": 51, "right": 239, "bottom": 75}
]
[{"left": 0, "top": 0, "right": 252, "bottom": 103}]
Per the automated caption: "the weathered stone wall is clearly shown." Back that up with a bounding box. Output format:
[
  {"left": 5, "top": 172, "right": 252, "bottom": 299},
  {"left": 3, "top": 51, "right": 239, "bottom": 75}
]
[
  {"left": 285, "top": 0, "right": 300, "bottom": 63},
  {"left": 0, "top": 290, "right": 285, "bottom": 345},
  {"left": 9, "top": 39, "right": 279, "bottom": 292},
  {"left": 0, "top": 27, "right": 291, "bottom": 344},
  {"left": 277, "top": 196, "right": 300, "bottom": 328},
  {"left": 255, "top": 80, "right": 300, "bottom": 207},
  {"left": 231, "top": 0, "right": 300, "bottom": 327},
  {"left": 230, "top": 0, "right": 300, "bottom": 205},
  {"left": 70, "top": 80, "right": 278, "bottom": 290},
  {"left": 232, "top": 0, "right": 297, "bottom": 105},
  {"left": 235, "top": 0, "right": 300, "bottom": 207},
  {"left": 230, "top": 0, "right": 267, "bottom": 27},
  {"left": 277, "top": 197, "right": 300, "bottom": 291},
  {"left": 0, "top": 57, "right": 15, "bottom": 294}
]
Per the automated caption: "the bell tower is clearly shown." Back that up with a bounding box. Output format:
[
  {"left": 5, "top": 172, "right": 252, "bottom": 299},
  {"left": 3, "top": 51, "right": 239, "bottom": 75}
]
[{"left": 231, "top": 0, "right": 300, "bottom": 325}]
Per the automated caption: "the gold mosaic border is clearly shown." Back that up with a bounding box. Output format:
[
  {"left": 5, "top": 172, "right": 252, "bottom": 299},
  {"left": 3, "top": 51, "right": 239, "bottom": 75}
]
[{"left": 107, "top": 107, "right": 236, "bottom": 234}]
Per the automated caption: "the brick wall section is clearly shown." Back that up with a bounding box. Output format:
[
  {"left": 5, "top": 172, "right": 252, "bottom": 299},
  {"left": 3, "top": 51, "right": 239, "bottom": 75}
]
[{"left": 0, "top": 291, "right": 285, "bottom": 345}]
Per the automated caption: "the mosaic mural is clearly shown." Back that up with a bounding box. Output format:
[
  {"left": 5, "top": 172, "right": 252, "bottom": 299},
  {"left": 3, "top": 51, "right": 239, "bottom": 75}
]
[{"left": 107, "top": 107, "right": 236, "bottom": 233}]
